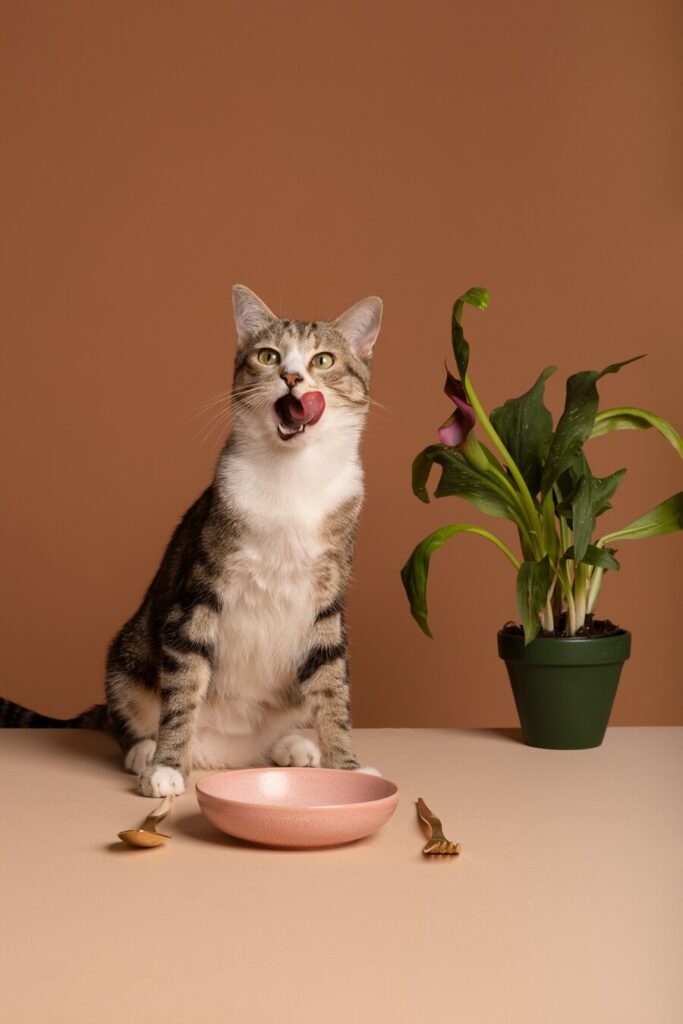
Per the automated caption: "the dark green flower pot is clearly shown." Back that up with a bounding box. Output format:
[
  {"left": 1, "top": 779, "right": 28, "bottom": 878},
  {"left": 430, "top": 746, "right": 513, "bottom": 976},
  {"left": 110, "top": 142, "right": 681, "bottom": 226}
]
[{"left": 497, "top": 629, "right": 631, "bottom": 749}]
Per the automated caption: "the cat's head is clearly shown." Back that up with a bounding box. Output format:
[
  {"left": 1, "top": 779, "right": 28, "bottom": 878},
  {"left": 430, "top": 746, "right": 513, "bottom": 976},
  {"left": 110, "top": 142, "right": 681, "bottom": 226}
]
[{"left": 230, "top": 285, "right": 382, "bottom": 451}]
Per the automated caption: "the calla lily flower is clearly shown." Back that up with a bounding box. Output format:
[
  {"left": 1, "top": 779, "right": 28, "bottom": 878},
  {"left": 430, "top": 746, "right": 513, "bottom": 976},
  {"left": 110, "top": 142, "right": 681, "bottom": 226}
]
[{"left": 438, "top": 369, "right": 476, "bottom": 446}]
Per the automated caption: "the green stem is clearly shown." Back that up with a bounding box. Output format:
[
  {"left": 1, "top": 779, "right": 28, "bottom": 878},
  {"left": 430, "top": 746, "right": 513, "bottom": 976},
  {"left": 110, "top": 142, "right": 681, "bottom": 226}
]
[
  {"left": 586, "top": 566, "right": 604, "bottom": 615},
  {"left": 464, "top": 374, "right": 542, "bottom": 551},
  {"left": 574, "top": 563, "right": 588, "bottom": 632},
  {"left": 551, "top": 573, "right": 564, "bottom": 620},
  {"left": 480, "top": 465, "right": 531, "bottom": 529},
  {"left": 541, "top": 490, "right": 559, "bottom": 562},
  {"left": 451, "top": 526, "right": 521, "bottom": 571},
  {"left": 592, "top": 407, "right": 683, "bottom": 457},
  {"left": 485, "top": 461, "right": 538, "bottom": 541},
  {"left": 556, "top": 562, "right": 576, "bottom": 634},
  {"left": 566, "top": 586, "right": 577, "bottom": 635},
  {"left": 565, "top": 527, "right": 575, "bottom": 586},
  {"left": 402, "top": 523, "right": 521, "bottom": 638},
  {"left": 585, "top": 533, "right": 606, "bottom": 614},
  {"left": 517, "top": 526, "right": 536, "bottom": 562},
  {"left": 541, "top": 578, "right": 556, "bottom": 632}
]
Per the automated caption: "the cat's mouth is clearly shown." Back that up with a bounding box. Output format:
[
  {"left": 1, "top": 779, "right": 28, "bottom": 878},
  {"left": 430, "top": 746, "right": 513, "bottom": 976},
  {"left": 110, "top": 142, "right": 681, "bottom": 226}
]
[{"left": 274, "top": 392, "right": 325, "bottom": 441}]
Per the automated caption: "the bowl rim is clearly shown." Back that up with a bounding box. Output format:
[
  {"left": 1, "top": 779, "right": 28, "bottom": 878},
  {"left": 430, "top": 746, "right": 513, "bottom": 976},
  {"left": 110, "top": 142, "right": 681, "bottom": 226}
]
[{"left": 195, "top": 766, "right": 399, "bottom": 814}]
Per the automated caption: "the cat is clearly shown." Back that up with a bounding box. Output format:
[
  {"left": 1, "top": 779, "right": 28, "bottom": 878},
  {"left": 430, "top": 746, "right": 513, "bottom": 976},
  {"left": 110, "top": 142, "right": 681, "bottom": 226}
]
[{"left": 0, "top": 285, "right": 383, "bottom": 797}]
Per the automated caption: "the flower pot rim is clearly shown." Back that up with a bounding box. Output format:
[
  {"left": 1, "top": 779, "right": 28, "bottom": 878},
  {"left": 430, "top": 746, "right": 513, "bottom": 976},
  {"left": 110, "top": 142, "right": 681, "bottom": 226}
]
[
  {"left": 497, "top": 627, "right": 631, "bottom": 667},
  {"left": 497, "top": 627, "right": 631, "bottom": 643}
]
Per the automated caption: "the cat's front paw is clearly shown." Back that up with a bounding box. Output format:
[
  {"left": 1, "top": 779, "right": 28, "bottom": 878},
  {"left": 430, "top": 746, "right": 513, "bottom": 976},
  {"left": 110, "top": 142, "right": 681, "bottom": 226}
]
[
  {"left": 125, "top": 739, "right": 157, "bottom": 775},
  {"left": 353, "top": 766, "right": 382, "bottom": 777},
  {"left": 271, "top": 735, "right": 321, "bottom": 767},
  {"left": 138, "top": 765, "right": 186, "bottom": 797}
]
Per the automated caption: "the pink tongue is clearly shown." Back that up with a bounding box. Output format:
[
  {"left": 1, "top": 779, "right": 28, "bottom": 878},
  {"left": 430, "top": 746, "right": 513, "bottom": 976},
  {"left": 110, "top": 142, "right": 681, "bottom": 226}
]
[{"left": 286, "top": 391, "right": 325, "bottom": 426}]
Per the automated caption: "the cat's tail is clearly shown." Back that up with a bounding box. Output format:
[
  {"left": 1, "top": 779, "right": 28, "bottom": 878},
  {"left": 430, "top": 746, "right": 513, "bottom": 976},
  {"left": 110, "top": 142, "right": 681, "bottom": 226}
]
[{"left": 0, "top": 698, "right": 109, "bottom": 731}]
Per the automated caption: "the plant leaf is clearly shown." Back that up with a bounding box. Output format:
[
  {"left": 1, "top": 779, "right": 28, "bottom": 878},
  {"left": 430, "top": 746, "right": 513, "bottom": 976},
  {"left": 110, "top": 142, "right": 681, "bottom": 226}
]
[
  {"left": 567, "top": 461, "right": 627, "bottom": 562},
  {"left": 570, "top": 473, "right": 594, "bottom": 563},
  {"left": 516, "top": 556, "right": 551, "bottom": 644},
  {"left": 401, "top": 523, "right": 520, "bottom": 637},
  {"left": 412, "top": 444, "right": 520, "bottom": 520},
  {"left": 556, "top": 455, "right": 625, "bottom": 515},
  {"left": 490, "top": 366, "right": 556, "bottom": 495},
  {"left": 591, "top": 406, "right": 683, "bottom": 458},
  {"left": 555, "top": 454, "right": 626, "bottom": 561},
  {"left": 451, "top": 286, "right": 489, "bottom": 381},
  {"left": 586, "top": 467, "right": 627, "bottom": 516},
  {"left": 411, "top": 445, "right": 440, "bottom": 504},
  {"left": 563, "top": 544, "right": 621, "bottom": 570},
  {"left": 540, "top": 356, "right": 644, "bottom": 497},
  {"left": 600, "top": 492, "right": 683, "bottom": 544}
]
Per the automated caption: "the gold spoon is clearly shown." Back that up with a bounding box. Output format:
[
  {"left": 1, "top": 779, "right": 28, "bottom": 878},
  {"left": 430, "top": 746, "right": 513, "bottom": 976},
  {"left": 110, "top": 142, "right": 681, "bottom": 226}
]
[{"left": 118, "top": 793, "right": 174, "bottom": 848}]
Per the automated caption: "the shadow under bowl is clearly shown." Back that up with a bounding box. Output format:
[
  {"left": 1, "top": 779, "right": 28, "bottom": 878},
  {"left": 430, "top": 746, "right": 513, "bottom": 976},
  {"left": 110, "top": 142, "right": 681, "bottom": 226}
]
[{"left": 196, "top": 767, "right": 399, "bottom": 849}]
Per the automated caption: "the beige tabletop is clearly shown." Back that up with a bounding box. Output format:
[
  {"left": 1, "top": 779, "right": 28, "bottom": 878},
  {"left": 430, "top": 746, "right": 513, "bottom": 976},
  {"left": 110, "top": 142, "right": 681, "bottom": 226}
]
[{"left": 1, "top": 727, "right": 681, "bottom": 1023}]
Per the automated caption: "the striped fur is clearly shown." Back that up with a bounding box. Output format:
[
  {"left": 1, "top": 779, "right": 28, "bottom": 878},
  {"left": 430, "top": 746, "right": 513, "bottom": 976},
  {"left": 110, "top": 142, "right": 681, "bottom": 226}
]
[{"left": 1, "top": 286, "right": 382, "bottom": 797}]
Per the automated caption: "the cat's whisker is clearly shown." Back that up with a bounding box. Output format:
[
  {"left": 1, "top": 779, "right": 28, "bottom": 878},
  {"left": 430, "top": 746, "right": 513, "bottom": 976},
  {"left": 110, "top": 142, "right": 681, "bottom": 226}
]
[
  {"left": 195, "top": 422, "right": 229, "bottom": 447},
  {"left": 238, "top": 401, "right": 269, "bottom": 417},
  {"left": 193, "top": 404, "right": 235, "bottom": 445},
  {"left": 206, "top": 405, "right": 234, "bottom": 433},
  {"left": 365, "top": 396, "right": 393, "bottom": 413},
  {"left": 197, "top": 381, "right": 272, "bottom": 410},
  {"left": 188, "top": 400, "right": 231, "bottom": 423},
  {"left": 231, "top": 387, "right": 274, "bottom": 404},
  {"left": 190, "top": 384, "right": 276, "bottom": 428},
  {"left": 187, "top": 390, "right": 233, "bottom": 423},
  {"left": 231, "top": 383, "right": 271, "bottom": 396},
  {"left": 233, "top": 394, "right": 272, "bottom": 408},
  {"left": 197, "top": 389, "right": 232, "bottom": 408}
]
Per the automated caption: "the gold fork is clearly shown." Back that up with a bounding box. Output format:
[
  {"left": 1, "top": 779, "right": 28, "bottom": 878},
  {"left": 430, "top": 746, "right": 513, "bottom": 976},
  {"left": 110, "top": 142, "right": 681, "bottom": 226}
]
[{"left": 416, "top": 797, "right": 461, "bottom": 856}]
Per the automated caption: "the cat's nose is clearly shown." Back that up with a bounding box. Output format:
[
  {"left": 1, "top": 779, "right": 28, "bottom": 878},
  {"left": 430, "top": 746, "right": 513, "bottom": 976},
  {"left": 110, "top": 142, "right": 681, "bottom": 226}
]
[{"left": 280, "top": 370, "right": 303, "bottom": 389}]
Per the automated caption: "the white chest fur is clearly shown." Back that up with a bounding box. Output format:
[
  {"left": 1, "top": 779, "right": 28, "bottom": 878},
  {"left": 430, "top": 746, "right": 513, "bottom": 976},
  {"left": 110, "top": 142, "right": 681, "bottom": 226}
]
[{"left": 197, "top": 442, "right": 362, "bottom": 747}]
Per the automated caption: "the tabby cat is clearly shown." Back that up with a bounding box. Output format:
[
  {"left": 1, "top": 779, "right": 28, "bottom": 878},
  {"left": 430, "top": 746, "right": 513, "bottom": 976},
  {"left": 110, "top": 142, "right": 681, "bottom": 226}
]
[{"left": 0, "top": 285, "right": 383, "bottom": 797}]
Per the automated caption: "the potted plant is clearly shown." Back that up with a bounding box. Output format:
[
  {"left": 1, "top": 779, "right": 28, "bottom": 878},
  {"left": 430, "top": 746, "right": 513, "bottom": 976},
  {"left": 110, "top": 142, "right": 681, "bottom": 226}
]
[{"left": 401, "top": 287, "right": 682, "bottom": 749}]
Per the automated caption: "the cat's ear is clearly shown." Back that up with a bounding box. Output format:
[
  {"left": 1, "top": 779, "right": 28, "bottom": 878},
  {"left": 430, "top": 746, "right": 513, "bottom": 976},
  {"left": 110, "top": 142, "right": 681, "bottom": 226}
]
[
  {"left": 333, "top": 296, "right": 383, "bottom": 361},
  {"left": 232, "top": 284, "right": 277, "bottom": 348}
]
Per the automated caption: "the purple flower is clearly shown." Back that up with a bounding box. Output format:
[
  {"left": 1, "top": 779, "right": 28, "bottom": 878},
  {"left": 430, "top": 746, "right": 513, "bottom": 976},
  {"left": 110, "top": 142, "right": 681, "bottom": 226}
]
[{"left": 438, "top": 369, "right": 476, "bottom": 446}]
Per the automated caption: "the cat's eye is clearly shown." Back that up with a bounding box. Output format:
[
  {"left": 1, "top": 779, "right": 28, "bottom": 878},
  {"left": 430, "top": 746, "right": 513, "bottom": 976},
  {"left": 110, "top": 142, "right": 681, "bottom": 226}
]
[
  {"left": 311, "top": 352, "right": 335, "bottom": 370},
  {"left": 257, "top": 348, "right": 281, "bottom": 366}
]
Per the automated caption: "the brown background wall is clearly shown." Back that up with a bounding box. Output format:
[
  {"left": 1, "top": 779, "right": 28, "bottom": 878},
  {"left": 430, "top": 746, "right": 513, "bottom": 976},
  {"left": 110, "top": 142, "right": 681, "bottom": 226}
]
[{"left": 2, "top": 0, "right": 681, "bottom": 727}]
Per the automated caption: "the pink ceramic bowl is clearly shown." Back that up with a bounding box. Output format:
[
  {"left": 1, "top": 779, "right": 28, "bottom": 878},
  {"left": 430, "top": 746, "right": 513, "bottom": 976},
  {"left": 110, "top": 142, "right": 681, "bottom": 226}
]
[{"left": 196, "top": 768, "right": 399, "bottom": 848}]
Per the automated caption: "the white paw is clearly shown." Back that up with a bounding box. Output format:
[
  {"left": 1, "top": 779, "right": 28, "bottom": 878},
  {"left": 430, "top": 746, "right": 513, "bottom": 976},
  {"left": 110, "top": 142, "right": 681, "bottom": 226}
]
[
  {"left": 138, "top": 765, "right": 186, "bottom": 797},
  {"left": 125, "top": 739, "right": 157, "bottom": 775},
  {"left": 271, "top": 734, "right": 321, "bottom": 768},
  {"left": 354, "top": 766, "right": 382, "bottom": 777}
]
